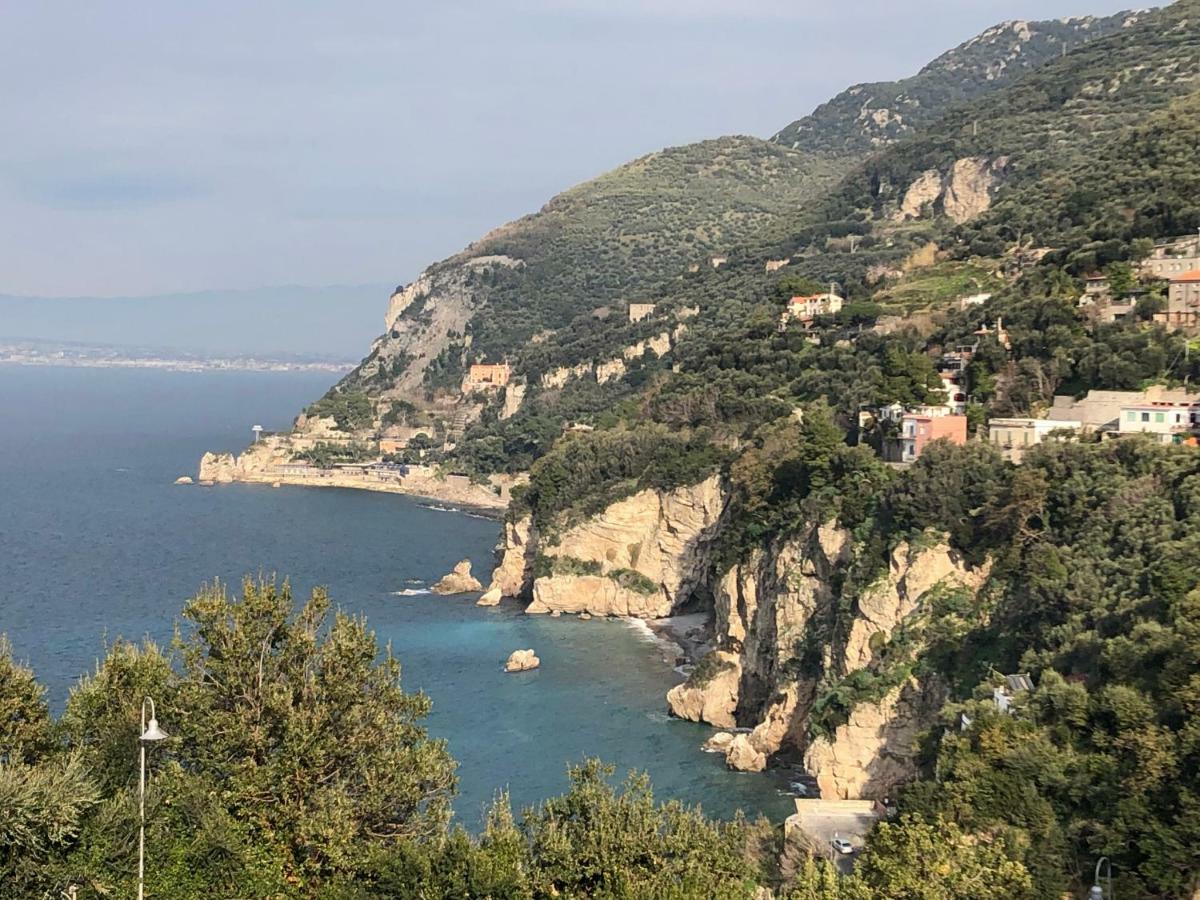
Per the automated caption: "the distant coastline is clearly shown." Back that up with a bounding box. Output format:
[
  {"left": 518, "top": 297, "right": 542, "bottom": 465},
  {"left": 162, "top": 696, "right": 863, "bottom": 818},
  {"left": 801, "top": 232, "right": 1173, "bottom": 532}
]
[{"left": 0, "top": 338, "right": 356, "bottom": 374}]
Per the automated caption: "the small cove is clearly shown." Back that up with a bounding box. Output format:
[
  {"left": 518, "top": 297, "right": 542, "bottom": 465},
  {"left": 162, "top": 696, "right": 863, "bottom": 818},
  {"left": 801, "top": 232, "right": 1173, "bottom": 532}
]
[{"left": 0, "top": 366, "right": 795, "bottom": 825}]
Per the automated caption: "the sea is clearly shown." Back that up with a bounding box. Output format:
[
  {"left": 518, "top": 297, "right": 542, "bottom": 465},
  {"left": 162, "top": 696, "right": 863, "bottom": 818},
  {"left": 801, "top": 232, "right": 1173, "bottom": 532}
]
[{"left": 0, "top": 366, "right": 795, "bottom": 826}]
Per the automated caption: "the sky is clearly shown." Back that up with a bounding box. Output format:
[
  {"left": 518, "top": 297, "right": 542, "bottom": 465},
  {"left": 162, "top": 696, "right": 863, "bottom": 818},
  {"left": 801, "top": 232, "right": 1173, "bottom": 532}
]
[{"left": 0, "top": 0, "right": 1141, "bottom": 299}]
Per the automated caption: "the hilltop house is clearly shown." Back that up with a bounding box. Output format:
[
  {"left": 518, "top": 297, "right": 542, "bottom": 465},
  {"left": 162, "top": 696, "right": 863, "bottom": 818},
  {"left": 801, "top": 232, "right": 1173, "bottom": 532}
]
[
  {"left": 461, "top": 363, "right": 512, "bottom": 393},
  {"left": 1157, "top": 270, "right": 1200, "bottom": 329},
  {"left": 784, "top": 293, "right": 844, "bottom": 327},
  {"left": 628, "top": 302, "right": 656, "bottom": 323}
]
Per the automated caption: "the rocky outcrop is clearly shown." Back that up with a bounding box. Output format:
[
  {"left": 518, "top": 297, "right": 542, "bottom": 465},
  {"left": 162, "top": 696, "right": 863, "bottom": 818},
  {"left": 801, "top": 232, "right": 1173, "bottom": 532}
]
[
  {"left": 487, "top": 516, "right": 536, "bottom": 600},
  {"left": 174, "top": 476, "right": 193, "bottom": 485},
  {"left": 665, "top": 651, "right": 741, "bottom": 729},
  {"left": 529, "top": 575, "right": 666, "bottom": 618},
  {"left": 198, "top": 451, "right": 238, "bottom": 484},
  {"left": 505, "top": 649, "right": 540, "bottom": 673},
  {"left": 896, "top": 169, "right": 943, "bottom": 220},
  {"left": 726, "top": 733, "right": 767, "bottom": 772},
  {"left": 526, "top": 475, "right": 728, "bottom": 618},
  {"left": 943, "top": 156, "right": 1005, "bottom": 223},
  {"left": 802, "top": 679, "right": 940, "bottom": 800},
  {"left": 432, "top": 560, "right": 484, "bottom": 595},
  {"left": 499, "top": 383, "right": 527, "bottom": 421},
  {"left": 843, "top": 538, "right": 989, "bottom": 671},
  {"left": 541, "top": 362, "right": 593, "bottom": 390},
  {"left": 893, "top": 156, "right": 1006, "bottom": 224},
  {"left": 688, "top": 521, "right": 988, "bottom": 799},
  {"left": 476, "top": 587, "right": 502, "bottom": 607}
]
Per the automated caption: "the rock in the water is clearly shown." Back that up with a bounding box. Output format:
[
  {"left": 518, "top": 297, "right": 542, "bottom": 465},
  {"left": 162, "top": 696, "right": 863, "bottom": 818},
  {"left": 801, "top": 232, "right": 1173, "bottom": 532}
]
[
  {"left": 665, "top": 650, "right": 741, "bottom": 729},
  {"left": 504, "top": 649, "right": 540, "bottom": 673},
  {"left": 726, "top": 733, "right": 767, "bottom": 772},
  {"left": 550, "top": 609, "right": 561, "bottom": 617},
  {"left": 476, "top": 586, "right": 502, "bottom": 607},
  {"left": 703, "top": 732, "right": 736, "bottom": 753},
  {"left": 174, "top": 476, "right": 193, "bottom": 485},
  {"left": 578, "top": 612, "right": 592, "bottom": 621},
  {"left": 432, "top": 559, "right": 484, "bottom": 595}
]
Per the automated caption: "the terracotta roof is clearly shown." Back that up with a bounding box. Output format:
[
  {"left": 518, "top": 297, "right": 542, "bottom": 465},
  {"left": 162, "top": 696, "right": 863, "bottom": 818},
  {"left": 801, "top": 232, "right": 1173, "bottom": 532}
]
[{"left": 1170, "top": 269, "right": 1200, "bottom": 283}]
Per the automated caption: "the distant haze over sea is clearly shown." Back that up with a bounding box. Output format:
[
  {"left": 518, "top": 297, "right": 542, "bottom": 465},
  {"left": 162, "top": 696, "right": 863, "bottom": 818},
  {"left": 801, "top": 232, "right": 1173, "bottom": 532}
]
[{"left": 0, "top": 284, "right": 391, "bottom": 359}]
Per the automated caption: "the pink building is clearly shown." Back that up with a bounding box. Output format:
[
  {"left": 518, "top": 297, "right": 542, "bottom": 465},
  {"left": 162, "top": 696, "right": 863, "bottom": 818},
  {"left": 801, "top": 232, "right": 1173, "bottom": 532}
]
[{"left": 892, "top": 414, "right": 968, "bottom": 462}]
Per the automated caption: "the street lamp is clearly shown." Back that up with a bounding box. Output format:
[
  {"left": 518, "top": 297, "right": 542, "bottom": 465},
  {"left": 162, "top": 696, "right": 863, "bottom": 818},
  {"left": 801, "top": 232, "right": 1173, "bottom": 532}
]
[
  {"left": 138, "top": 697, "right": 169, "bottom": 900},
  {"left": 1088, "top": 857, "right": 1113, "bottom": 900}
]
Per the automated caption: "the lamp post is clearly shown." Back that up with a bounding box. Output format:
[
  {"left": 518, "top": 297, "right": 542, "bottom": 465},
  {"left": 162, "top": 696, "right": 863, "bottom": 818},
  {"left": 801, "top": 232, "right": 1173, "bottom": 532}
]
[
  {"left": 138, "top": 697, "right": 169, "bottom": 900},
  {"left": 1088, "top": 857, "right": 1113, "bottom": 900}
]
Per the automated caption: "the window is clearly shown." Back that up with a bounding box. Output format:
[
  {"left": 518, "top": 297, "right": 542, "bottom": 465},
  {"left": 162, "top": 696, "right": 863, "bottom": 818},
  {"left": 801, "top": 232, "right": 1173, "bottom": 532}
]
[
  {"left": 1142, "top": 412, "right": 1151, "bottom": 423},
  {"left": 1155, "top": 412, "right": 1165, "bottom": 424},
  {"left": 1126, "top": 411, "right": 1136, "bottom": 422}
]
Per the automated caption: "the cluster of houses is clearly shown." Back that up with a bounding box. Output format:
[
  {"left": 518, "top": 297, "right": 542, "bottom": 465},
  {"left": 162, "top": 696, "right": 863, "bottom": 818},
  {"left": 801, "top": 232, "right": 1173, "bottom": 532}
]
[
  {"left": 1082, "top": 233, "right": 1200, "bottom": 329},
  {"left": 988, "top": 385, "right": 1200, "bottom": 461}
]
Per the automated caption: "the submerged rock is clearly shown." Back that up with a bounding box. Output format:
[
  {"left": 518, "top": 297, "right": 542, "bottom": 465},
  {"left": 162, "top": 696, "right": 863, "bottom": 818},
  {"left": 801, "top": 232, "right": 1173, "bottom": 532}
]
[
  {"left": 504, "top": 649, "right": 540, "bottom": 673},
  {"left": 432, "top": 560, "right": 484, "bottom": 595}
]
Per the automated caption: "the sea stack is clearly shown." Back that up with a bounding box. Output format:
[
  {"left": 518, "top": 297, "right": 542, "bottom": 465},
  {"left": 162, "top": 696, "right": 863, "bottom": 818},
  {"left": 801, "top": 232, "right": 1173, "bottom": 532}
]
[{"left": 431, "top": 559, "right": 484, "bottom": 595}]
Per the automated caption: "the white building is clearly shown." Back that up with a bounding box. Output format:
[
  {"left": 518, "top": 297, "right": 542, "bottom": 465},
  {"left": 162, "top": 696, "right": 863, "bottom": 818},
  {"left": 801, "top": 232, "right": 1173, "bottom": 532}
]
[{"left": 988, "top": 417, "right": 1082, "bottom": 463}]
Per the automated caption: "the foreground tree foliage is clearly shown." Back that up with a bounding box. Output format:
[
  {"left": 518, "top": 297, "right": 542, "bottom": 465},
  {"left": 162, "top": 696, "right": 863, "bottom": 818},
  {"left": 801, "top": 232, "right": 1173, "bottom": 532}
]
[{"left": 0, "top": 577, "right": 1048, "bottom": 898}]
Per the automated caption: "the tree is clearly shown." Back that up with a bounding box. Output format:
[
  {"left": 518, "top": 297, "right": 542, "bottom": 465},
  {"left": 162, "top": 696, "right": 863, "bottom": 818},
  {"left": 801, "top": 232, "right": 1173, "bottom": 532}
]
[
  {"left": 0, "top": 635, "right": 54, "bottom": 765},
  {"left": 855, "top": 815, "right": 1033, "bottom": 899}
]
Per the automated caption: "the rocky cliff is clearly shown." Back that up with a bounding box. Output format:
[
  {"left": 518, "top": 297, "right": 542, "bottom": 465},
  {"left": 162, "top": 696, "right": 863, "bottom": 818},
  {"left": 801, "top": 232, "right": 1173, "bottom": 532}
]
[
  {"left": 487, "top": 475, "right": 728, "bottom": 618},
  {"left": 666, "top": 522, "right": 989, "bottom": 801}
]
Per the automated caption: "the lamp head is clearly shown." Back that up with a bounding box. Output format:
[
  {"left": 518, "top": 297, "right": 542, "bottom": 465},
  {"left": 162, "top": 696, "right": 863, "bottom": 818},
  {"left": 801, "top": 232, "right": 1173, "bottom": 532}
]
[{"left": 140, "top": 717, "right": 169, "bottom": 742}]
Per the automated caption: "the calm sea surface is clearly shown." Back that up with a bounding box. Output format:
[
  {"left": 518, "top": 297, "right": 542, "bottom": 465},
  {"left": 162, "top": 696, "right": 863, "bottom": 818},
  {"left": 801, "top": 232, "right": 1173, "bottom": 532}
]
[{"left": 0, "top": 366, "right": 794, "bottom": 825}]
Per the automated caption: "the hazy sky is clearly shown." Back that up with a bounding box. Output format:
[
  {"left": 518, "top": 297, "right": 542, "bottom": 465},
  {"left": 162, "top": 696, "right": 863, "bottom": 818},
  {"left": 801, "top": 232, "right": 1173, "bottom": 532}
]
[{"left": 0, "top": 1, "right": 1139, "bottom": 298}]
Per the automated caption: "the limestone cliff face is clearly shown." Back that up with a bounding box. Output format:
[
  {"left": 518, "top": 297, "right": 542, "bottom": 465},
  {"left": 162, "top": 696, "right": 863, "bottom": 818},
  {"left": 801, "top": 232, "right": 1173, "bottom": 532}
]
[
  {"left": 673, "top": 522, "right": 987, "bottom": 797},
  {"left": 356, "top": 255, "right": 523, "bottom": 398},
  {"left": 528, "top": 475, "right": 728, "bottom": 618},
  {"left": 487, "top": 476, "right": 728, "bottom": 619},
  {"left": 894, "top": 156, "right": 1007, "bottom": 224}
]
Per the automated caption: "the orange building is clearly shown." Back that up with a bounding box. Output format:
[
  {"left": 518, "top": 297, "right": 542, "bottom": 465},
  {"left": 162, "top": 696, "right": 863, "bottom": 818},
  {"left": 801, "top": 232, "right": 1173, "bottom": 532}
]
[{"left": 463, "top": 363, "right": 512, "bottom": 390}]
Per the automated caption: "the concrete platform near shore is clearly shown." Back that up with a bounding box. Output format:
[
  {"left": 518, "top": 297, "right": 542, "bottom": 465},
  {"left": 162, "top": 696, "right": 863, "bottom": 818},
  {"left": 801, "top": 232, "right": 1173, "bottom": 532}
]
[{"left": 785, "top": 799, "right": 884, "bottom": 872}]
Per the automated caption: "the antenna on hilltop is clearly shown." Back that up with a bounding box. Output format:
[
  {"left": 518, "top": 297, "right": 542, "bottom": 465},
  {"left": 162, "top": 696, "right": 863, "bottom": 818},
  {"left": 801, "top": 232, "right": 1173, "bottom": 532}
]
[{"left": 252, "top": 424, "right": 263, "bottom": 443}]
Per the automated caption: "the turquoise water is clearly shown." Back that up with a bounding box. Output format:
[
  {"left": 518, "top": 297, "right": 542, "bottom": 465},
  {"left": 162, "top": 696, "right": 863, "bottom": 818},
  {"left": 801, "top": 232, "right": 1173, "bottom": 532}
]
[{"left": 0, "top": 366, "right": 794, "bottom": 825}]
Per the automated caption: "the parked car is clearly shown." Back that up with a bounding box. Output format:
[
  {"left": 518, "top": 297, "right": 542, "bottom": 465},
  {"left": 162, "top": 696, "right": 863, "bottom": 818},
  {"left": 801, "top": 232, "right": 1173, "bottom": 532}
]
[{"left": 831, "top": 837, "right": 855, "bottom": 855}]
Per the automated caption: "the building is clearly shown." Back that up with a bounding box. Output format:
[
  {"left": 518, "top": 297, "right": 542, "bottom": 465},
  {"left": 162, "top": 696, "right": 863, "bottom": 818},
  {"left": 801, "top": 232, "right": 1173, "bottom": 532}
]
[
  {"left": 958, "top": 292, "right": 992, "bottom": 310},
  {"left": 1049, "top": 386, "right": 1200, "bottom": 440},
  {"left": 628, "top": 302, "right": 656, "bottom": 323},
  {"left": 1157, "top": 270, "right": 1200, "bottom": 329},
  {"left": 785, "top": 293, "right": 845, "bottom": 326},
  {"left": 1083, "top": 274, "right": 1110, "bottom": 301},
  {"left": 993, "top": 674, "right": 1034, "bottom": 714},
  {"left": 988, "top": 417, "right": 1081, "bottom": 462},
  {"left": 939, "top": 373, "right": 968, "bottom": 415},
  {"left": 1118, "top": 398, "right": 1200, "bottom": 444},
  {"left": 973, "top": 317, "right": 1012, "bottom": 351},
  {"left": 1140, "top": 234, "right": 1200, "bottom": 279},
  {"left": 461, "top": 362, "right": 512, "bottom": 392},
  {"left": 885, "top": 414, "right": 968, "bottom": 463}
]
